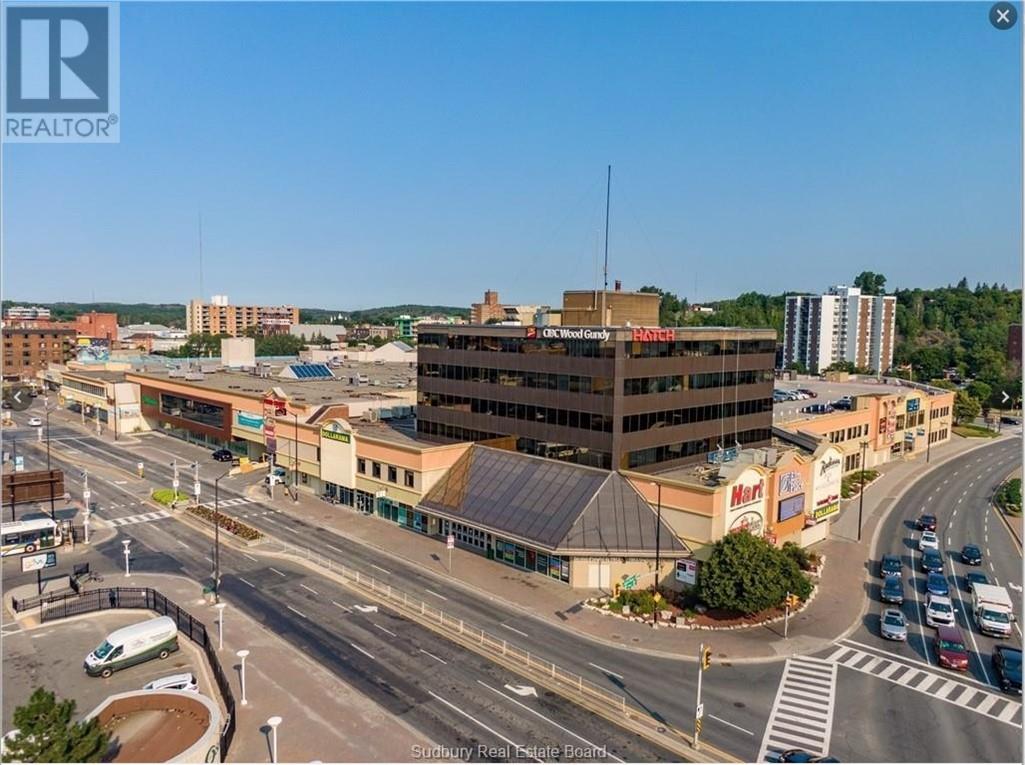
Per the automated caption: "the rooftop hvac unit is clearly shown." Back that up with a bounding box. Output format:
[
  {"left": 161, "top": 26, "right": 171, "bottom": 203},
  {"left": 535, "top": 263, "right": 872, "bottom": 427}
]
[
  {"left": 366, "top": 409, "right": 380, "bottom": 422},
  {"left": 168, "top": 368, "right": 185, "bottom": 378},
  {"left": 184, "top": 372, "right": 205, "bottom": 381},
  {"left": 379, "top": 408, "right": 393, "bottom": 420}
]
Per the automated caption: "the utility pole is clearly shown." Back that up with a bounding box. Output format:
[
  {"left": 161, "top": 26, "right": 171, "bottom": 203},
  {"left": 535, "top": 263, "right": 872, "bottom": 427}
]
[
  {"left": 193, "top": 462, "right": 201, "bottom": 507},
  {"left": 600, "top": 164, "right": 611, "bottom": 325},
  {"left": 45, "top": 405, "right": 54, "bottom": 521},
  {"left": 857, "top": 440, "right": 869, "bottom": 542},
  {"left": 82, "top": 470, "right": 91, "bottom": 543},
  {"left": 171, "top": 460, "right": 180, "bottom": 507}
]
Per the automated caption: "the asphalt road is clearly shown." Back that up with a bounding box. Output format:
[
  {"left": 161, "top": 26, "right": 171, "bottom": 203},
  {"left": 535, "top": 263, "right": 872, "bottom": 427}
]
[
  {"left": 5, "top": 405, "right": 1023, "bottom": 762},
  {"left": 811, "top": 436, "right": 1023, "bottom": 763}
]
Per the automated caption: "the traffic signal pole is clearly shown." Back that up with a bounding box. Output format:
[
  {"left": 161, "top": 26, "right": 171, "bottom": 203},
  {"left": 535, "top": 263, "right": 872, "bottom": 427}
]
[{"left": 694, "top": 643, "right": 710, "bottom": 750}]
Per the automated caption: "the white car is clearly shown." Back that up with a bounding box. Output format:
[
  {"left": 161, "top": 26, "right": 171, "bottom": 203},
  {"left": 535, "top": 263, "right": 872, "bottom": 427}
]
[
  {"left": 919, "top": 531, "right": 939, "bottom": 551},
  {"left": 143, "top": 672, "right": 198, "bottom": 692},
  {"left": 925, "top": 594, "right": 956, "bottom": 627},
  {"left": 26, "top": 417, "right": 42, "bottom": 427}
]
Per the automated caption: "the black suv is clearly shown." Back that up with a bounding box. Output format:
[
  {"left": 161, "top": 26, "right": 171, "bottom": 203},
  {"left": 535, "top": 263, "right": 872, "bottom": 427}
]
[
  {"left": 993, "top": 645, "right": 1023, "bottom": 695},
  {"left": 880, "top": 554, "right": 902, "bottom": 577},
  {"left": 916, "top": 514, "right": 937, "bottom": 532}
]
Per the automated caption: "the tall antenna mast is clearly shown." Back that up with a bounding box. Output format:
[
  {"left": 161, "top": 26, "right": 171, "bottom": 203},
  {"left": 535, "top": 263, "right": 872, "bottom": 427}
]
[
  {"left": 198, "top": 212, "right": 205, "bottom": 300},
  {"left": 601, "top": 164, "right": 611, "bottom": 325}
]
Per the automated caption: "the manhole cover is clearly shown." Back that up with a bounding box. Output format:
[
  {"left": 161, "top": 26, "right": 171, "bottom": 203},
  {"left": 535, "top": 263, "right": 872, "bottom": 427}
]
[{"left": 733, "top": 701, "right": 746, "bottom": 709}]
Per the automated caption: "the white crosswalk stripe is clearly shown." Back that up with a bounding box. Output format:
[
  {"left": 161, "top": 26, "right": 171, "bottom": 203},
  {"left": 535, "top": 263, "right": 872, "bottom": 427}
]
[
  {"left": 97, "top": 509, "right": 171, "bottom": 527},
  {"left": 824, "top": 643, "right": 1022, "bottom": 728},
  {"left": 758, "top": 656, "right": 837, "bottom": 761},
  {"left": 217, "top": 497, "right": 252, "bottom": 508}
]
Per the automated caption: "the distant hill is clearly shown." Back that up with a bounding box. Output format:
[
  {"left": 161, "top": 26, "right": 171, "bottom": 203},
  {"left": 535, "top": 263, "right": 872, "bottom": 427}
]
[
  {"left": 2, "top": 301, "right": 187, "bottom": 328},
  {"left": 3, "top": 301, "right": 469, "bottom": 329}
]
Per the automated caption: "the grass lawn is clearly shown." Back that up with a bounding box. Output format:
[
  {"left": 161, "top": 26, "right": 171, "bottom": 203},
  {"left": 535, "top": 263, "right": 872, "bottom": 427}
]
[{"left": 953, "top": 424, "right": 1000, "bottom": 438}]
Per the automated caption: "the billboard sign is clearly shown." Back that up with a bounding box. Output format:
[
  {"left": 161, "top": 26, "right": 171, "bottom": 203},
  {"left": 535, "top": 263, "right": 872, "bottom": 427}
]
[
  {"left": 21, "top": 551, "right": 57, "bottom": 572},
  {"left": 675, "top": 558, "right": 698, "bottom": 585},
  {"left": 74, "top": 337, "right": 110, "bottom": 362},
  {"left": 778, "top": 494, "right": 805, "bottom": 522}
]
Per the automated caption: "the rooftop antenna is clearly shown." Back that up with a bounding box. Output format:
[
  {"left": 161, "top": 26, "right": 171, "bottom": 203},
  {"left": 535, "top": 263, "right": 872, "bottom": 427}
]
[
  {"left": 198, "top": 212, "right": 205, "bottom": 300},
  {"left": 601, "top": 164, "right": 611, "bottom": 325}
]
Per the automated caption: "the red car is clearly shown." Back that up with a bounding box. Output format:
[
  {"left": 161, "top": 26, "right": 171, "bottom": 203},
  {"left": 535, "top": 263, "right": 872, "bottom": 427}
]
[
  {"left": 934, "top": 625, "right": 969, "bottom": 671},
  {"left": 797, "top": 388, "right": 818, "bottom": 398}
]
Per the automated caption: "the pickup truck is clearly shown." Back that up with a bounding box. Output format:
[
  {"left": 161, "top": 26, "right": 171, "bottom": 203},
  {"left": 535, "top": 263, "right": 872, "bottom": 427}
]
[{"left": 972, "top": 583, "right": 1015, "bottom": 638}]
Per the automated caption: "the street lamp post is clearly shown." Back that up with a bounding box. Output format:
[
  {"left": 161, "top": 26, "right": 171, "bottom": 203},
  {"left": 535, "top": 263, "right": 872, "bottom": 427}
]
[
  {"left": 215, "top": 602, "right": 226, "bottom": 651},
  {"left": 236, "top": 649, "right": 249, "bottom": 705},
  {"left": 122, "top": 539, "right": 131, "bottom": 577},
  {"left": 650, "top": 481, "right": 662, "bottom": 626},
  {"left": 857, "top": 440, "right": 869, "bottom": 542},
  {"left": 45, "top": 404, "right": 55, "bottom": 522},
  {"left": 292, "top": 412, "right": 299, "bottom": 503},
  {"left": 213, "top": 468, "right": 232, "bottom": 602},
  {"left": 267, "top": 716, "right": 282, "bottom": 763}
]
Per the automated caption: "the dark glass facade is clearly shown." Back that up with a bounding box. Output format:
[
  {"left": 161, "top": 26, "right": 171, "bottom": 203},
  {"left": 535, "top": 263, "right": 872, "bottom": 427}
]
[{"left": 417, "top": 325, "right": 776, "bottom": 472}]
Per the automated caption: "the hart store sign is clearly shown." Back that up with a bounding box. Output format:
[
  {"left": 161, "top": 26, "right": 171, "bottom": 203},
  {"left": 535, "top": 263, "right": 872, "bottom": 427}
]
[
  {"left": 730, "top": 479, "right": 765, "bottom": 509},
  {"left": 631, "top": 328, "right": 675, "bottom": 342}
]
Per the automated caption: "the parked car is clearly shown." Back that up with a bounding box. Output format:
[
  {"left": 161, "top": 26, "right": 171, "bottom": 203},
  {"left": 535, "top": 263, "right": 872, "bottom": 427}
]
[
  {"left": 925, "top": 594, "right": 956, "bottom": 627},
  {"left": 916, "top": 514, "right": 938, "bottom": 532},
  {"left": 933, "top": 624, "right": 969, "bottom": 671},
  {"left": 84, "top": 616, "right": 179, "bottom": 678},
  {"left": 1000, "top": 416, "right": 1022, "bottom": 426},
  {"left": 881, "top": 575, "right": 905, "bottom": 605},
  {"left": 926, "top": 572, "right": 950, "bottom": 597},
  {"left": 801, "top": 403, "right": 834, "bottom": 415},
  {"left": 919, "top": 531, "right": 939, "bottom": 551},
  {"left": 993, "top": 645, "right": 1023, "bottom": 695},
  {"left": 264, "top": 466, "right": 288, "bottom": 486},
  {"left": 832, "top": 396, "right": 853, "bottom": 411},
  {"left": 879, "top": 554, "right": 902, "bottom": 578},
  {"left": 767, "top": 750, "right": 840, "bottom": 763},
  {"left": 142, "top": 672, "right": 198, "bottom": 692},
  {"left": 921, "top": 550, "right": 944, "bottom": 574},
  {"left": 211, "top": 449, "right": 234, "bottom": 462},
  {"left": 965, "top": 571, "right": 990, "bottom": 593},
  {"left": 26, "top": 416, "right": 42, "bottom": 427},
  {"left": 961, "top": 544, "right": 983, "bottom": 565},
  {"left": 880, "top": 608, "right": 908, "bottom": 641},
  {"left": 797, "top": 388, "right": 818, "bottom": 398}
]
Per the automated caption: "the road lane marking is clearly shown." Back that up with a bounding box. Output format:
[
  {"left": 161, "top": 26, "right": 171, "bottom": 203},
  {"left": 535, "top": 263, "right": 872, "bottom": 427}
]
[
  {"left": 300, "top": 583, "right": 319, "bottom": 596},
  {"left": 177, "top": 540, "right": 190, "bottom": 548},
  {"left": 477, "top": 679, "right": 624, "bottom": 762},
  {"left": 588, "top": 662, "right": 624, "bottom": 680},
  {"left": 350, "top": 642, "right": 375, "bottom": 660},
  {"left": 269, "top": 567, "right": 287, "bottom": 577},
  {"left": 243, "top": 553, "right": 258, "bottom": 562},
  {"left": 424, "top": 588, "right": 448, "bottom": 601},
  {"left": 332, "top": 601, "right": 352, "bottom": 612},
  {"left": 428, "top": 691, "right": 540, "bottom": 762},
  {"left": 238, "top": 577, "right": 255, "bottom": 588},
  {"left": 418, "top": 648, "right": 448, "bottom": 664},
  {"left": 708, "top": 714, "right": 755, "bottom": 736},
  {"left": 204, "top": 556, "right": 213, "bottom": 563},
  {"left": 908, "top": 545, "right": 931, "bottom": 665},
  {"left": 374, "top": 623, "right": 397, "bottom": 637},
  {"left": 325, "top": 543, "right": 344, "bottom": 554},
  {"left": 370, "top": 563, "right": 391, "bottom": 575},
  {"left": 286, "top": 605, "right": 307, "bottom": 619},
  {"left": 501, "top": 623, "right": 529, "bottom": 638}
]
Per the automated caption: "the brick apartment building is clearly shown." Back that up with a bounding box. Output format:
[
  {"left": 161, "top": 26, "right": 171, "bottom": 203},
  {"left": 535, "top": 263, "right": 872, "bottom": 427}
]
[
  {"left": 186, "top": 296, "right": 300, "bottom": 336},
  {"left": 2, "top": 327, "right": 76, "bottom": 381}
]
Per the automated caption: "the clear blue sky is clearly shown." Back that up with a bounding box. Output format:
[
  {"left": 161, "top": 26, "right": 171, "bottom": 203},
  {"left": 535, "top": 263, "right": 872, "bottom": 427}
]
[{"left": 4, "top": 2, "right": 1022, "bottom": 309}]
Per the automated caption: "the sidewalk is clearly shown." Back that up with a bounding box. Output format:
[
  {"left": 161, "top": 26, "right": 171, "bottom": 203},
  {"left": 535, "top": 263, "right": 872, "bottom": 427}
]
[
  {"left": 246, "top": 434, "right": 1008, "bottom": 662},
  {"left": 6, "top": 573, "right": 432, "bottom": 762},
  {"left": 996, "top": 467, "right": 1022, "bottom": 548}
]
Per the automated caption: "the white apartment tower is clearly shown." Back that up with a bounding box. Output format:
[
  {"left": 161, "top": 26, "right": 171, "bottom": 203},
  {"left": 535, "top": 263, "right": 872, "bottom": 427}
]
[{"left": 783, "top": 285, "right": 896, "bottom": 374}]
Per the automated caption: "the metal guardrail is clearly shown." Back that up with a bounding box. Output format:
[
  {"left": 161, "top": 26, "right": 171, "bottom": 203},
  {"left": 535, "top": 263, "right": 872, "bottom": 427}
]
[{"left": 29, "top": 587, "right": 236, "bottom": 762}]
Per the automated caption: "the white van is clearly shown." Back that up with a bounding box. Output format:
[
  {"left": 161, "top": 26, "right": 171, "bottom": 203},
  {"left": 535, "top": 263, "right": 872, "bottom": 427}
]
[{"left": 85, "top": 616, "right": 179, "bottom": 678}]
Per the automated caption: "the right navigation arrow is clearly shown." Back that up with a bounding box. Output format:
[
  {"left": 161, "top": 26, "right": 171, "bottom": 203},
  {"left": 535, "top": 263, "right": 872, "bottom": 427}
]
[{"left": 1002, "top": 391, "right": 1010, "bottom": 404}]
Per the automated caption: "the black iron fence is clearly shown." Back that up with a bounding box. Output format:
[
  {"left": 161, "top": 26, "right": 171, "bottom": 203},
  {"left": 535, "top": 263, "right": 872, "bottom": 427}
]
[{"left": 29, "top": 587, "right": 236, "bottom": 760}]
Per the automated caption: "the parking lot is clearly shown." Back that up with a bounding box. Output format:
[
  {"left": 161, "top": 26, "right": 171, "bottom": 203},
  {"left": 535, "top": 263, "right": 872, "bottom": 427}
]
[
  {"left": 773, "top": 377, "right": 909, "bottom": 424},
  {"left": 2, "top": 610, "right": 206, "bottom": 731}
]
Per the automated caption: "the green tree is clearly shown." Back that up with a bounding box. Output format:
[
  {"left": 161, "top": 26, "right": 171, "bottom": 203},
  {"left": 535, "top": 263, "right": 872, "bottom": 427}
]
[
  {"left": 853, "top": 271, "right": 887, "bottom": 295},
  {"left": 785, "top": 361, "right": 807, "bottom": 374},
  {"left": 698, "top": 531, "right": 812, "bottom": 615},
  {"left": 254, "top": 333, "right": 304, "bottom": 356},
  {"left": 5, "top": 687, "right": 109, "bottom": 763},
  {"left": 953, "top": 390, "right": 982, "bottom": 425},
  {"left": 967, "top": 381, "right": 992, "bottom": 405}
]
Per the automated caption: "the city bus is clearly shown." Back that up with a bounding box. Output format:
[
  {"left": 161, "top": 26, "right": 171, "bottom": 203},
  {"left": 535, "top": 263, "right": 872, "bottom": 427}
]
[{"left": 1, "top": 518, "right": 63, "bottom": 557}]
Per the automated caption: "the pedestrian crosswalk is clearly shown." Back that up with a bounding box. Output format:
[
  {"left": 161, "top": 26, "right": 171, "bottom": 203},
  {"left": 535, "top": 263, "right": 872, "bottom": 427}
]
[
  {"left": 100, "top": 509, "right": 171, "bottom": 527},
  {"left": 758, "top": 656, "right": 837, "bottom": 761},
  {"left": 218, "top": 497, "right": 253, "bottom": 508},
  {"left": 825, "top": 642, "right": 1023, "bottom": 727}
]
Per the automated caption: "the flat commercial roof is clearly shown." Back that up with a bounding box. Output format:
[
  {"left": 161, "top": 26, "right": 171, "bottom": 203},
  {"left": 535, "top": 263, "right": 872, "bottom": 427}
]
[
  {"left": 354, "top": 417, "right": 438, "bottom": 448},
  {"left": 128, "top": 361, "right": 416, "bottom": 405},
  {"left": 63, "top": 369, "right": 127, "bottom": 383},
  {"left": 420, "top": 445, "right": 689, "bottom": 556}
]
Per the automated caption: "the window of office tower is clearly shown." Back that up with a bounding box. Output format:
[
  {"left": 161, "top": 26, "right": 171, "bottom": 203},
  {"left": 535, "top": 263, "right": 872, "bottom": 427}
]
[
  {"left": 418, "top": 333, "right": 614, "bottom": 358},
  {"left": 624, "top": 337, "right": 775, "bottom": 358}
]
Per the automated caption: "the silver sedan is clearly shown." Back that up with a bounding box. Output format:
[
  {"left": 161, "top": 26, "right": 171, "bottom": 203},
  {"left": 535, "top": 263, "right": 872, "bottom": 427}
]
[{"left": 880, "top": 608, "right": 908, "bottom": 641}]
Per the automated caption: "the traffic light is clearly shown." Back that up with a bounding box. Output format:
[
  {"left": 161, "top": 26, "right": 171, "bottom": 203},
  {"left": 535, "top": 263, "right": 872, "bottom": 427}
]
[
  {"left": 701, "top": 646, "right": 712, "bottom": 670},
  {"left": 786, "top": 594, "right": 801, "bottom": 610}
]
